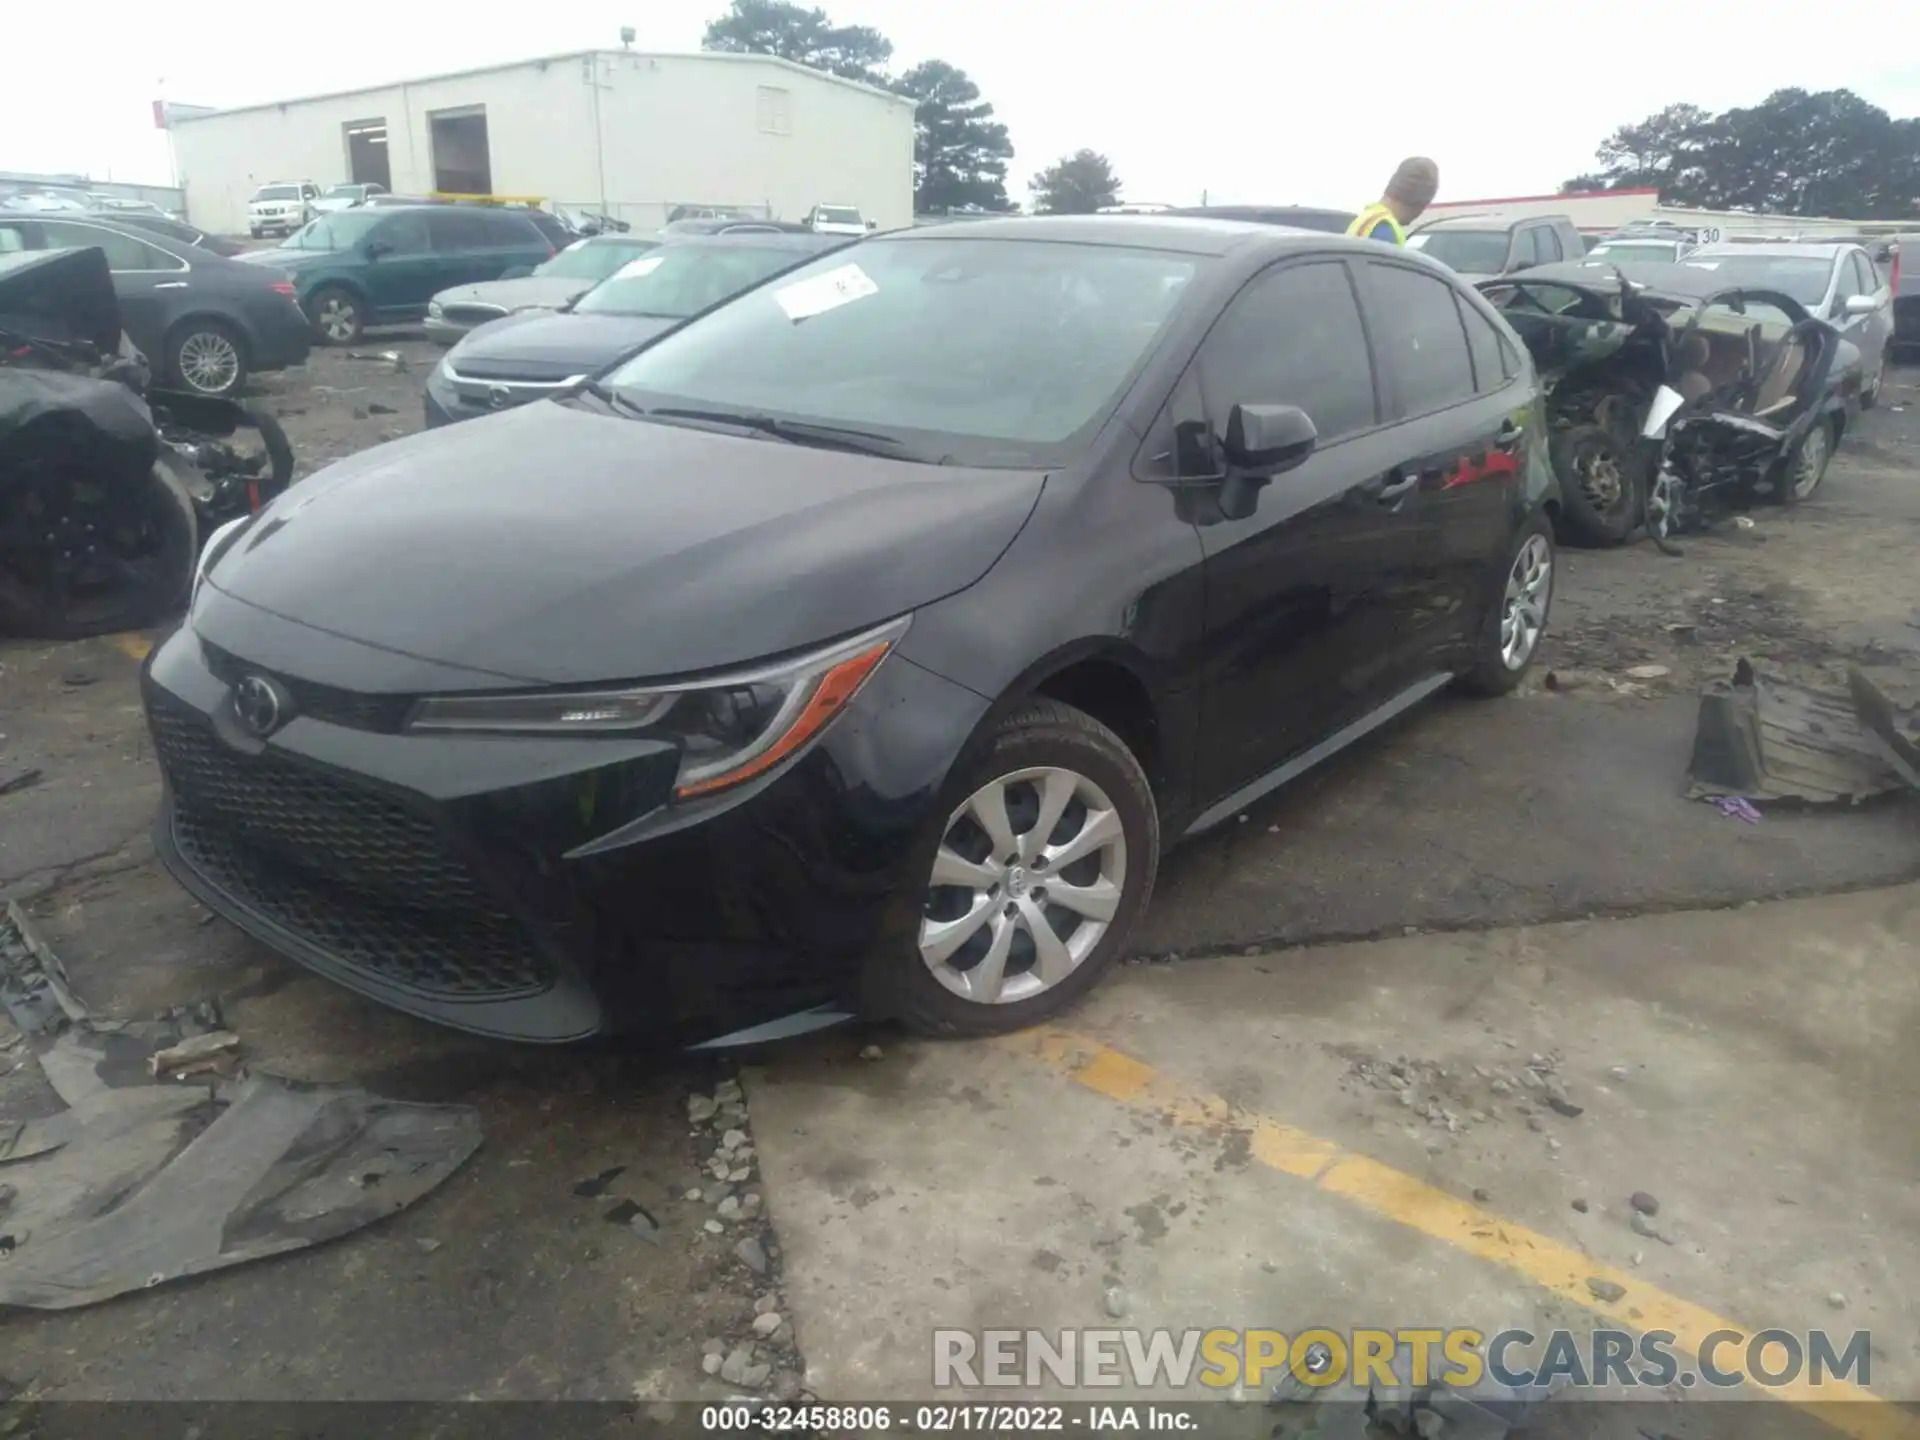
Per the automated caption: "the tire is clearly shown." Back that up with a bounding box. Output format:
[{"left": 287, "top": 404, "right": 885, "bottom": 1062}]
[
  {"left": 167, "top": 318, "right": 249, "bottom": 397},
  {"left": 0, "top": 458, "right": 197, "bottom": 641},
  {"left": 1549, "top": 424, "right": 1637, "bottom": 546},
  {"left": 1775, "top": 416, "right": 1837, "bottom": 506},
  {"left": 867, "top": 698, "right": 1160, "bottom": 1037},
  {"left": 307, "top": 285, "right": 365, "bottom": 345},
  {"left": 1456, "top": 514, "right": 1555, "bottom": 697}
]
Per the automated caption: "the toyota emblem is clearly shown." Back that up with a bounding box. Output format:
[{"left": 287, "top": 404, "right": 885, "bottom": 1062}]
[
  {"left": 487, "top": 384, "right": 512, "bottom": 410},
  {"left": 233, "top": 675, "right": 288, "bottom": 737}
]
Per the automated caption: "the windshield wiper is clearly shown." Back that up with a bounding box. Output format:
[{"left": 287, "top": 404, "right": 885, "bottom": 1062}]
[
  {"left": 646, "top": 407, "right": 913, "bottom": 458},
  {"left": 568, "top": 377, "right": 649, "bottom": 418}
]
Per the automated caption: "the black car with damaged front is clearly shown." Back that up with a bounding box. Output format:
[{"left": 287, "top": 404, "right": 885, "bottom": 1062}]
[
  {"left": 423, "top": 232, "right": 847, "bottom": 427},
  {"left": 145, "top": 217, "right": 1558, "bottom": 1047}
]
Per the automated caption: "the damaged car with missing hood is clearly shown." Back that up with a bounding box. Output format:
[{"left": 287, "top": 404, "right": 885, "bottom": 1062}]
[
  {"left": 1476, "top": 261, "right": 1863, "bottom": 548},
  {"left": 0, "top": 247, "right": 293, "bottom": 638}
]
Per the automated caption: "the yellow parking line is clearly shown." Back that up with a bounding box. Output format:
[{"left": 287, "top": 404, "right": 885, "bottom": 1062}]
[
  {"left": 1002, "top": 1026, "right": 1915, "bottom": 1440},
  {"left": 110, "top": 633, "right": 152, "bottom": 662}
]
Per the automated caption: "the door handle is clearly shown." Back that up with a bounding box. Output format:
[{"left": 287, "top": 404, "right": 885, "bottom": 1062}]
[
  {"left": 1375, "top": 469, "right": 1420, "bottom": 505},
  {"left": 153, "top": 281, "right": 188, "bottom": 290},
  {"left": 1493, "top": 419, "right": 1525, "bottom": 450}
]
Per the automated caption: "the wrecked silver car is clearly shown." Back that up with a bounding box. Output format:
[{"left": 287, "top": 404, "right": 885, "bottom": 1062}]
[{"left": 1477, "top": 263, "right": 1862, "bottom": 550}]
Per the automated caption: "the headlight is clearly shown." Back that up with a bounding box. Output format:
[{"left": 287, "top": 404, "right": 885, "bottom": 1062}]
[
  {"left": 405, "top": 616, "right": 909, "bottom": 800},
  {"left": 191, "top": 514, "right": 254, "bottom": 611},
  {"left": 427, "top": 300, "right": 443, "bottom": 318}
]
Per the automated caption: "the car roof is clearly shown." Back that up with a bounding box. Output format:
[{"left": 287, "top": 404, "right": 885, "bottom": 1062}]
[
  {"left": 878, "top": 212, "right": 1367, "bottom": 256},
  {"left": 1419, "top": 215, "right": 1534, "bottom": 233},
  {"left": 1688, "top": 242, "right": 1848, "bottom": 259},
  {"left": 658, "top": 231, "right": 847, "bottom": 252}
]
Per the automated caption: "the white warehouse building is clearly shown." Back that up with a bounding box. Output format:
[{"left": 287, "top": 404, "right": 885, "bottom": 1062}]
[{"left": 169, "top": 49, "right": 916, "bottom": 237}]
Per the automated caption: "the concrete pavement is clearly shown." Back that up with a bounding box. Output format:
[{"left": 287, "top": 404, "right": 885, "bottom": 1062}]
[{"left": 748, "top": 885, "right": 1920, "bottom": 1423}]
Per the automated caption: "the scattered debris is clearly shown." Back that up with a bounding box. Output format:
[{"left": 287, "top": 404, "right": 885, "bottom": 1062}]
[
  {"left": 367, "top": 401, "right": 398, "bottom": 415},
  {"left": 1688, "top": 658, "right": 1914, "bottom": 806},
  {"left": 1608, "top": 1065, "right": 1631, "bottom": 1081},
  {"left": 572, "top": 1166, "right": 627, "bottom": 1199},
  {"left": 1827, "top": 1291, "right": 1847, "bottom": 1310},
  {"left": 1571, "top": 1198, "right": 1589, "bottom": 1213},
  {"left": 704, "top": 1220, "right": 724, "bottom": 1234},
  {"left": 1586, "top": 1277, "right": 1628, "bottom": 1304},
  {"left": 60, "top": 670, "right": 96, "bottom": 688},
  {"left": 1629, "top": 1211, "right": 1672, "bottom": 1245},
  {"left": 0, "top": 903, "right": 480, "bottom": 1310},
  {"left": 1711, "top": 796, "right": 1763, "bottom": 824},
  {"left": 751, "top": 1310, "right": 783, "bottom": 1337},
  {"left": 148, "top": 1029, "right": 240, "bottom": 1079},
  {"left": 735, "top": 1236, "right": 769, "bottom": 1275},
  {"left": 1472, "top": 1188, "right": 1491, "bottom": 1203},
  {"left": 1104, "top": 1285, "right": 1129, "bottom": 1319},
  {"left": 415, "top": 1237, "right": 442, "bottom": 1254},
  {"left": 1629, "top": 1191, "right": 1660, "bottom": 1217},
  {"left": 1625, "top": 664, "right": 1671, "bottom": 680},
  {"left": 0, "top": 767, "right": 43, "bottom": 797},
  {"left": 1546, "top": 1096, "right": 1584, "bottom": 1118},
  {"left": 858, "top": 1044, "right": 884, "bottom": 1061},
  {"left": 702, "top": 1353, "right": 723, "bottom": 1376}
]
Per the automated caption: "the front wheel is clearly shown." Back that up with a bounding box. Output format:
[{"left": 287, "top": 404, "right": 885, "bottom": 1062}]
[
  {"left": 307, "top": 286, "right": 365, "bottom": 345},
  {"left": 870, "top": 699, "right": 1160, "bottom": 1037},
  {"left": 1456, "top": 516, "right": 1554, "bottom": 697},
  {"left": 1776, "top": 417, "right": 1836, "bottom": 505},
  {"left": 1550, "top": 424, "right": 1637, "bottom": 546}
]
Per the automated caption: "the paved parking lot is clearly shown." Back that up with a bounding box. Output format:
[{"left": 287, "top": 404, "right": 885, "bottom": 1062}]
[{"left": 2, "top": 347, "right": 1918, "bottom": 1425}]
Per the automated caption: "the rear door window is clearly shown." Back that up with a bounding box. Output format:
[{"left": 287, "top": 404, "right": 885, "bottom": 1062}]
[
  {"left": 1848, "top": 251, "right": 1878, "bottom": 295},
  {"left": 485, "top": 212, "right": 542, "bottom": 248},
  {"left": 1195, "top": 259, "right": 1378, "bottom": 444},
  {"left": 38, "top": 222, "right": 176, "bottom": 271},
  {"left": 1455, "top": 295, "right": 1513, "bottom": 393},
  {"left": 1365, "top": 262, "right": 1477, "bottom": 417},
  {"left": 376, "top": 212, "right": 432, "bottom": 255},
  {"left": 426, "top": 209, "right": 492, "bottom": 252}
]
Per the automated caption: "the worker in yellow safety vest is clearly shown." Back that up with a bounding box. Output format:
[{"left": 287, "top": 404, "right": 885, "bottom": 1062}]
[{"left": 1347, "top": 157, "right": 1441, "bottom": 244}]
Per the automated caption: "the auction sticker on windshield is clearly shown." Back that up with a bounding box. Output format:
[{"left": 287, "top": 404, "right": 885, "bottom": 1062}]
[
  {"left": 775, "top": 263, "right": 878, "bottom": 321},
  {"left": 614, "top": 255, "right": 664, "bottom": 279}
]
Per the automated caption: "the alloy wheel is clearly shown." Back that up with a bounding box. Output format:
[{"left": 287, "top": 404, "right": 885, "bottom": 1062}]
[
  {"left": 177, "top": 330, "right": 240, "bottom": 394},
  {"left": 316, "top": 296, "right": 358, "bottom": 343},
  {"left": 918, "top": 766, "right": 1127, "bottom": 1006},
  {"left": 1790, "top": 423, "right": 1831, "bottom": 500},
  {"left": 1499, "top": 534, "right": 1552, "bottom": 671}
]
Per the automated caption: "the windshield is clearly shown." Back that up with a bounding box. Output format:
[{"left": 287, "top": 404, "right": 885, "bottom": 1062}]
[
  {"left": 604, "top": 237, "right": 1198, "bottom": 466},
  {"left": 1677, "top": 255, "right": 1832, "bottom": 305},
  {"left": 538, "top": 238, "right": 656, "bottom": 281},
  {"left": 1587, "top": 241, "right": 1680, "bottom": 265},
  {"left": 574, "top": 244, "right": 810, "bottom": 319},
  {"left": 1407, "top": 230, "right": 1511, "bottom": 273},
  {"left": 255, "top": 186, "right": 301, "bottom": 202},
  {"left": 280, "top": 210, "right": 386, "bottom": 250},
  {"left": 815, "top": 208, "right": 862, "bottom": 225}
]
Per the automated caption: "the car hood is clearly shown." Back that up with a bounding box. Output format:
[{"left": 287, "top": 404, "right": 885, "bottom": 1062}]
[
  {"left": 202, "top": 400, "right": 1045, "bottom": 686},
  {"left": 446, "top": 310, "right": 677, "bottom": 381},
  {"left": 436, "top": 276, "right": 592, "bottom": 315}
]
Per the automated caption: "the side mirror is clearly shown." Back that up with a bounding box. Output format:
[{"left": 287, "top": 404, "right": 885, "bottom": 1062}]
[
  {"left": 1219, "top": 403, "right": 1317, "bottom": 520},
  {"left": 1842, "top": 293, "right": 1880, "bottom": 317},
  {"left": 866, "top": 219, "right": 878, "bottom": 230},
  {"left": 499, "top": 265, "right": 533, "bottom": 280}
]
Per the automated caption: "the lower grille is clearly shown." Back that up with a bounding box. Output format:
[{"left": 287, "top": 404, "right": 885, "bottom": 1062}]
[{"left": 150, "top": 690, "right": 554, "bottom": 1000}]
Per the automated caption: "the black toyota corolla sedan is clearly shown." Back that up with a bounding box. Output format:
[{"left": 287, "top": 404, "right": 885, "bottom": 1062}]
[{"left": 144, "top": 216, "right": 1558, "bottom": 1047}]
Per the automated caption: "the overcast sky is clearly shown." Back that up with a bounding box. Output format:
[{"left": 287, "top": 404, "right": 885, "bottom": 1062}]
[{"left": 9, "top": 2, "right": 1920, "bottom": 209}]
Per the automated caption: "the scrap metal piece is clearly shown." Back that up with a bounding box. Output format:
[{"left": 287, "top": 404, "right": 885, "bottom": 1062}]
[
  {"left": 1686, "top": 659, "right": 1902, "bottom": 805},
  {"left": 1847, "top": 666, "right": 1920, "bottom": 793},
  {"left": 0, "top": 904, "right": 482, "bottom": 1312}
]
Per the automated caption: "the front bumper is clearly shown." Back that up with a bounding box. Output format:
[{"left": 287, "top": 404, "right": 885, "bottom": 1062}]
[{"left": 141, "top": 615, "right": 988, "bottom": 1044}]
